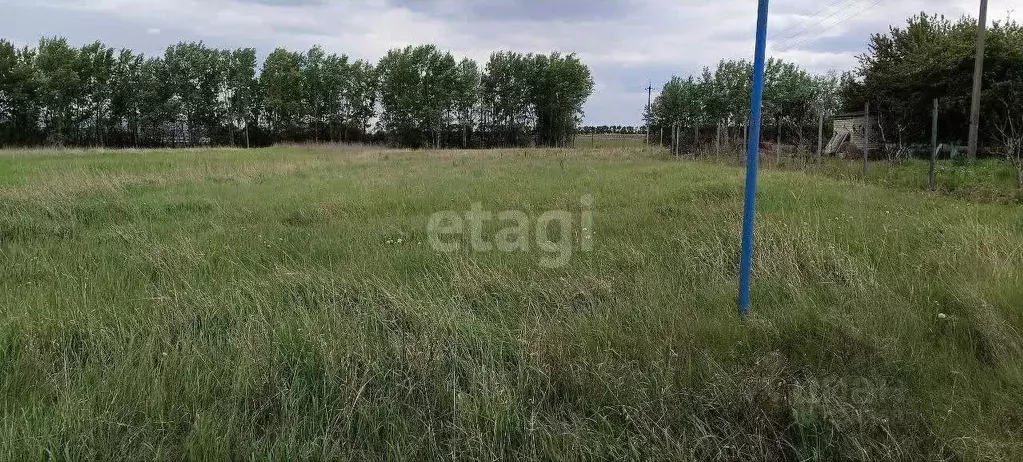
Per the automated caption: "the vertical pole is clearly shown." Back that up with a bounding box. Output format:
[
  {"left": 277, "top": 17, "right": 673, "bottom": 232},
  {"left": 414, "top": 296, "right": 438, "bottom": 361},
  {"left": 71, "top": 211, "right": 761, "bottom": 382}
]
[
  {"left": 674, "top": 122, "right": 680, "bottom": 156},
  {"left": 931, "top": 98, "right": 939, "bottom": 191},
  {"left": 716, "top": 122, "right": 721, "bottom": 156},
  {"left": 775, "top": 115, "right": 781, "bottom": 164},
  {"left": 738, "top": 0, "right": 770, "bottom": 318},
  {"left": 863, "top": 102, "right": 870, "bottom": 177},
  {"left": 646, "top": 83, "right": 653, "bottom": 146},
  {"left": 968, "top": 0, "right": 989, "bottom": 160},
  {"left": 742, "top": 121, "right": 748, "bottom": 156},
  {"left": 817, "top": 112, "right": 824, "bottom": 161},
  {"left": 670, "top": 123, "right": 675, "bottom": 156},
  {"left": 675, "top": 122, "right": 679, "bottom": 156},
  {"left": 695, "top": 124, "right": 700, "bottom": 156}
]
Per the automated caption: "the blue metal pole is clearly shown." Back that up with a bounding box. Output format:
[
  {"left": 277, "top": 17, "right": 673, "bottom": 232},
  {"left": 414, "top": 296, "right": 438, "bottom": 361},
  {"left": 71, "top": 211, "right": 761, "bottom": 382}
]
[{"left": 739, "top": 0, "right": 770, "bottom": 317}]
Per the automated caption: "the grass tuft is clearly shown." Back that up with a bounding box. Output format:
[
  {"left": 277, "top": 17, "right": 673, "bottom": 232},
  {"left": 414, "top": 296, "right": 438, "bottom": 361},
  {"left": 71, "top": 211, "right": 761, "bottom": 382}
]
[{"left": 0, "top": 146, "right": 1020, "bottom": 458}]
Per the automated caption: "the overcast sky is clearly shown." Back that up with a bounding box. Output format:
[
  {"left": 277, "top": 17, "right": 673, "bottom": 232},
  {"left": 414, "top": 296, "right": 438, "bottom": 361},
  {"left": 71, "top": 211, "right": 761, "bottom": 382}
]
[{"left": 1, "top": 0, "right": 1016, "bottom": 125}]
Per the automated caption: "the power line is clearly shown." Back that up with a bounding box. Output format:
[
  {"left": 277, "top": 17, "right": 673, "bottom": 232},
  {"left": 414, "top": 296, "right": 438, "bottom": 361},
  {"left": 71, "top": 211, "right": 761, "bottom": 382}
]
[
  {"left": 772, "top": 0, "right": 870, "bottom": 49},
  {"left": 777, "top": 0, "right": 881, "bottom": 52},
  {"left": 772, "top": 0, "right": 861, "bottom": 44},
  {"left": 775, "top": 0, "right": 883, "bottom": 53},
  {"left": 771, "top": 0, "right": 856, "bottom": 40}
]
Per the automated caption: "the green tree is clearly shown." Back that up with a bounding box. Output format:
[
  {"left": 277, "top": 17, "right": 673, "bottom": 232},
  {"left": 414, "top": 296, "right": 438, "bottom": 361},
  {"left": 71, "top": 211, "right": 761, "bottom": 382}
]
[
  {"left": 78, "top": 41, "right": 115, "bottom": 145},
  {"left": 529, "top": 52, "right": 593, "bottom": 147},
  {"left": 225, "top": 48, "right": 257, "bottom": 147},
  {"left": 165, "top": 42, "right": 226, "bottom": 145},
  {"left": 452, "top": 58, "right": 480, "bottom": 148},
  {"left": 35, "top": 37, "right": 83, "bottom": 145},
  {"left": 0, "top": 40, "right": 42, "bottom": 145},
  {"left": 855, "top": 13, "right": 1023, "bottom": 152},
  {"left": 302, "top": 45, "right": 326, "bottom": 141},
  {"left": 345, "top": 59, "right": 377, "bottom": 142},
  {"left": 482, "top": 51, "right": 532, "bottom": 146},
  {"left": 260, "top": 48, "right": 305, "bottom": 142},
  {"left": 109, "top": 48, "right": 143, "bottom": 146},
  {"left": 137, "top": 57, "right": 175, "bottom": 146},
  {"left": 377, "top": 45, "right": 454, "bottom": 147},
  {"left": 2, "top": 37, "right": 593, "bottom": 149}
]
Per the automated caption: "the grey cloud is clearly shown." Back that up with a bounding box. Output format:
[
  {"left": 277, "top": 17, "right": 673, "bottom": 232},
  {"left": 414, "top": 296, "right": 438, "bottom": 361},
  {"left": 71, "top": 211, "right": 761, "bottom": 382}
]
[
  {"left": 238, "top": 0, "right": 327, "bottom": 5},
  {"left": 391, "top": 0, "right": 636, "bottom": 22},
  {"left": 2, "top": 3, "right": 171, "bottom": 55},
  {"left": 794, "top": 34, "right": 872, "bottom": 54},
  {"left": 592, "top": 62, "right": 684, "bottom": 91}
]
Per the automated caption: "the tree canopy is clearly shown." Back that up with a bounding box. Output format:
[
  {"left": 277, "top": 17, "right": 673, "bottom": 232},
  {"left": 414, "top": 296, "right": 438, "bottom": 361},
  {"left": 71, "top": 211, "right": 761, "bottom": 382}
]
[
  {"left": 0, "top": 37, "right": 594, "bottom": 148},
  {"left": 648, "top": 58, "right": 840, "bottom": 151},
  {"left": 849, "top": 13, "right": 1023, "bottom": 151}
]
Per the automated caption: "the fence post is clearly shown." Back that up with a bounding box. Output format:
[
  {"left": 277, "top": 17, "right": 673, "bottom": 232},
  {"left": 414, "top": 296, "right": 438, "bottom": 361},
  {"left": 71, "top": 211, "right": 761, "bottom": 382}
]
[
  {"left": 670, "top": 123, "right": 675, "bottom": 156},
  {"left": 670, "top": 123, "right": 674, "bottom": 156},
  {"left": 695, "top": 124, "right": 700, "bottom": 156},
  {"left": 676, "top": 122, "right": 681, "bottom": 157},
  {"left": 863, "top": 102, "right": 870, "bottom": 177},
  {"left": 716, "top": 122, "right": 721, "bottom": 156},
  {"left": 742, "top": 121, "right": 748, "bottom": 158},
  {"left": 931, "top": 98, "right": 939, "bottom": 191},
  {"left": 675, "top": 122, "right": 680, "bottom": 157},
  {"left": 775, "top": 115, "right": 781, "bottom": 164},
  {"left": 817, "top": 112, "right": 824, "bottom": 162}
]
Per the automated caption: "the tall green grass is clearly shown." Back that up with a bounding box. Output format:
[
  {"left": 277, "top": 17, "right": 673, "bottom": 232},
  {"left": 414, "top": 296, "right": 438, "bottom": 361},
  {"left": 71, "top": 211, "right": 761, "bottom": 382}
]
[
  {"left": 703, "top": 151, "right": 1023, "bottom": 204},
  {"left": 0, "top": 146, "right": 1020, "bottom": 459}
]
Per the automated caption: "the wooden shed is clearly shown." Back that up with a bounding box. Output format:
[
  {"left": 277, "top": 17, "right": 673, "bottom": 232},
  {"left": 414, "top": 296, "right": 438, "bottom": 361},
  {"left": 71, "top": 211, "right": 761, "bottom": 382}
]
[{"left": 825, "top": 111, "right": 884, "bottom": 156}]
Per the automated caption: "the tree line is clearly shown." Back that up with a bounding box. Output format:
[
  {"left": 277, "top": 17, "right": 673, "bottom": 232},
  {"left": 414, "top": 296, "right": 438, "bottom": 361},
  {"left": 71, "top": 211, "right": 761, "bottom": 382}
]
[
  {"left": 0, "top": 38, "right": 594, "bottom": 149},
  {"left": 649, "top": 12, "right": 1023, "bottom": 160},
  {"left": 846, "top": 13, "right": 1023, "bottom": 156},
  {"left": 648, "top": 58, "right": 841, "bottom": 153},
  {"left": 580, "top": 126, "right": 646, "bottom": 135}
]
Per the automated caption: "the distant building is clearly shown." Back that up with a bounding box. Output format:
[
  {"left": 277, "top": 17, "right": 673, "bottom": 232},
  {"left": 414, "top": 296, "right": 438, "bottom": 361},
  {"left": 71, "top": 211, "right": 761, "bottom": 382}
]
[{"left": 825, "top": 111, "right": 884, "bottom": 156}]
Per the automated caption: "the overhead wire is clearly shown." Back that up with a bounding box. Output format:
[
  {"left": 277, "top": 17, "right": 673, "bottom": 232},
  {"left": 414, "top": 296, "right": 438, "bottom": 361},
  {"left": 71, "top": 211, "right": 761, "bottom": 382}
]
[
  {"left": 771, "top": 0, "right": 858, "bottom": 42},
  {"left": 772, "top": 0, "right": 873, "bottom": 50},
  {"left": 772, "top": 0, "right": 863, "bottom": 45},
  {"left": 774, "top": 0, "right": 884, "bottom": 53}
]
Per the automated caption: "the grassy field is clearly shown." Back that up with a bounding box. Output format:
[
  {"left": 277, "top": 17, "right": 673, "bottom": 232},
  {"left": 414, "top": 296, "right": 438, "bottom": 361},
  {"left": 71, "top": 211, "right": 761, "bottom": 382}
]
[
  {"left": 719, "top": 153, "right": 1023, "bottom": 204},
  {"left": 573, "top": 133, "right": 650, "bottom": 149},
  {"left": 1, "top": 145, "right": 1021, "bottom": 459}
]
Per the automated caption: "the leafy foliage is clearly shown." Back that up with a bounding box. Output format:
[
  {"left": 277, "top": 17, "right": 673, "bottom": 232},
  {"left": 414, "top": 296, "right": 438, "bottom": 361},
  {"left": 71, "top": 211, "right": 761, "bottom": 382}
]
[
  {"left": 852, "top": 13, "right": 1023, "bottom": 153},
  {"left": 0, "top": 37, "right": 594, "bottom": 148},
  {"left": 649, "top": 58, "right": 839, "bottom": 151}
]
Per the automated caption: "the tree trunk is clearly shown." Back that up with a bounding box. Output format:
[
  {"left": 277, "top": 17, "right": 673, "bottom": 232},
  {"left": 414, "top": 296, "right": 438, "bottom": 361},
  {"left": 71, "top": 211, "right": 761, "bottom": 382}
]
[
  {"left": 96, "top": 102, "right": 103, "bottom": 147},
  {"left": 691, "top": 124, "right": 696, "bottom": 156},
  {"left": 742, "top": 121, "right": 748, "bottom": 158},
  {"left": 775, "top": 115, "right": 781, "bottom": 164}
]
